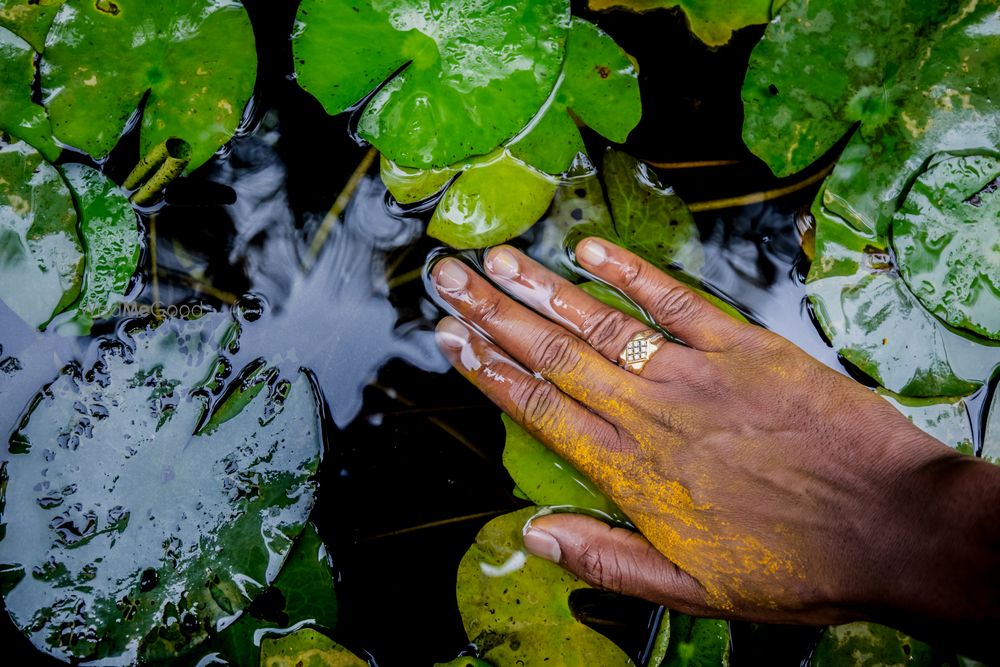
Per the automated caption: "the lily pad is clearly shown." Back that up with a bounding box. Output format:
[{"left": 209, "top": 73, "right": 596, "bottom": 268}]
[
  {"left": 456, "top": 507, "right": 634, "bottom": 666},
  {"left": 185, "top": 523, "right": 339, "bottom": 667},
  {"left": 509, "top": 17, "right": 641, "bottom": 176},
  {"left": 743, "top": 0, "right": 1000, "bottom": 237},
  {"left": 0, "top": 27, "right": 59, "bottom": 160},
  {"left": 0, "top": 0, "right": 63, "bottom": 51},
  {"left": 892, "top": 154, "right": 1000, "bottom": 340},
  {"left": 806, "top": 197, "right": 991, "bottom": 398},
  {"left": 655, "top": 614, "right": 729, "bottom": 667},
  {"left": 427, "top": 151, "right": 557, "bottom": 249},
  {"left": 57, "top": 162, "right": 142, "bottom": 334},
  {"left": 42, "top": 0, "right": 257, "bottom": 171},
  {"left": 0, "top": 139, "right": 83, "bottom": 329},
  {"left": 811, "top": 623, "right": 938, "bottom": 667},
  {"left": 260, "top": 628, "right": 366, "bottom": 667},
  {"left": 587, "top": 0, "right": 781, "bottom": 47},
  {"left": 0, "top": 314, "right": 324, "bottom": 663},
  {"left": 878, "top": 390, "right": 973, "bottom": 455},
  {"left": 294, "top": 0, "right": 570, "bottom": 170},
  {"left": 501, "top": 414, "right": 623, "bottom": 519}
]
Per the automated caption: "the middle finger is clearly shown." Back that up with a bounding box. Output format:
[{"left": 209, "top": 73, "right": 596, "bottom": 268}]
[{"left": 432, "top": 257, "right": 643, "bottom": 420}]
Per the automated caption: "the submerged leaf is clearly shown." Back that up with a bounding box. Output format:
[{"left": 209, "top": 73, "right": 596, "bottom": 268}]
[
  {"left": 0, "top": 27, "right": 58, "bottom": 159},
  {"left": 42, "top": 0, "right": 257, "bottom": 170},
  {"left": 456, "top": 507, "right": 634, "bottom": 666},
  {"left": 983, "top": 388, "right": 1000, "bottom": 464},
  {"left": 260, "top": 628, "right": 366, "bottom": 667},
  {"left": 0, "top": 139, "right": 83, "bottom": 328},
  {"left": 892, "top": 155, "right": 1000, "bottom": 340},
  {"left": 427, "top": 152, "right": 557, "bottom": 249},
  {"left": 294, "top": 0, "right": 570, "bottom": 169},
  {"left": 811, "top": 623, "right": 939, "bottom": 667},
  {"left": 0, "top": 314, "right": 324, "bottom": 663},
  {"left": 588, "top": 0, "right": 780, "bottom": 47},
  {"left": 656, "top": 614, "right": 729, "bottom": 667}
]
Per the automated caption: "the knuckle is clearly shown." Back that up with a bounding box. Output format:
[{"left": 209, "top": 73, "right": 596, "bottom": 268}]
[
  {"left": 511, "top": 380, "right": 560, "bottom": 426},
  {"left": 579, "top": 545, "right": 626, "bottom": 593},
  {"left": 648, "top": 286, "right": 701, "bottom": 327},
  {"left": 620, "top": 260, "right": 648, "bottom": 292},
  {"left": 472, "top": 293, "right": 505, "bottom": 324},
  {"left": 534, "top": 331, "right": 581, "bottom": 376},
  {"left": 583, "top": 309, "right": 634, "bottom": 354}
]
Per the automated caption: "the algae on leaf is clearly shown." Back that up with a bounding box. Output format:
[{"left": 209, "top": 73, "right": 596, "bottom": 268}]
[
  {"left": 260, "top": 628, "right": 367, "bottom": 667},
  {"left": 0, "top": 314, "right": 324, "bottom": 663},
  {"left": 456, "top": 507, "right": 635, "bottom": 666},
  {"left": 0, "top": 27, "right": 59, "bottom": 160},
  {"left": 42, "top": 0, "right": 257, "bottom": 171},
  {"left": 294, "top": 0, "right": 571, "bottom": 169}
]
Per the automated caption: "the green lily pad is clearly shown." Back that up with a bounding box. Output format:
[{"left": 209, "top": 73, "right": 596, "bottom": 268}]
[
  {"left": 294, "top": 0, "right": 570, "bottom": 170},
  {"left": 57, "top": 162, "right": 141, "bottom": 334},
  {"left": 185, "top": 523, "right": 339, "bottom": 667},
  {"left": 0, "top": 27, "right": 59, "bottom": 159},
  {"left": 892, "top": 154, "right": 1000, "bottom": 340},
  {"left": 42, "top": 0, "right": 257, "bottom": 171},
  {"left": 0, "top": 314, "right": 324, "bottom": 663},
  {"left": 878, "top": 390, "right": 973, "bottom": 455},
  {"left": 655, "top": 614, "right": 729, "bottom": 667},
  {"left": 260, "top": 628, "right": 366, "bottom": 667},
  {"left": 0, "top": 138, "right": 83, "bottom": 329},
  {"left": 435, "top": 658, "right": 492, "bottom": 667},
  {"left": 743, "top": 0, "right": 1000, "bottom": 237},
  {"left": 501, "top": 414, "right": 623, "bottom": 519},
  {"left": 379, "top": 154, "right": 459, "bottom": 205},
  {"left": 427, "top": 151, "right": 558, "bottom": 249},
  {"left": 587, "top": 0, "right": 781, "bottom": 47},
  {"left": 811, "top": 623, "right": 938, "bottom": 667},
  {"left": 509, "top": 17, "right": 641, "bottom": 175},
  {"left": 806, "top": 198, "right": 991, "bottom": 397},
  {"left": 456, "top": 507, "right": 634, "bottom": 666},
  {"left": 0, "top": 0, "right": 63, "bottom": 51}
]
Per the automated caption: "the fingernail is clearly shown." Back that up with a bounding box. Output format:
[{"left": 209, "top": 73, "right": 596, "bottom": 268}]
[
  {"left": 577, "top": 239, "right": 607, "bottom": 266},
  {"left": 435, "top": 259, "right": 468, "bottom": 291},
  {"left": 436, "top": 317, "right": 470, "bottom": 349},
  {"left": 488, "top": 247, "right": 520, "bottom": 279},
  {"left": 523, "top": 526, "right": 561, "bottom": 563}
]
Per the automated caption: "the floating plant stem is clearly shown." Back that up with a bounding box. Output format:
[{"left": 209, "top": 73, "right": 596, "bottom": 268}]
[
  {"left": 304, "top": 147, "right": 379, "bottom": 269},
  {"left": 686, "top": 163, "right": 834, "bottom": 213},
  {"left": 125, "top": 138, "right": 192, "bottom": 205},
  {"left": 643, "top": 158, "right": 741, "bottom": 169},
  {"left": 360, "top": 509, "right": 508, "bottom": 542}
]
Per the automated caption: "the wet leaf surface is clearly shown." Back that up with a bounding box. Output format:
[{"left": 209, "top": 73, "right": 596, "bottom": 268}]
[
  {"left": 878, "top": 390, "right": 973, "bottom": 454},
  {"left": 588, "top": 0, "right": 780, "bottom": 47},
  {"left": 42, "top": 0, "right": 257, "bottom": 170},
  {"left": 810, "top": 623, "right": 943, "bottom": 667},
  {"left": 260, "top": 628, "right": 367, "bottom": 667},
  {"left": 427, "top": 152, "right": 557, "bottom": 249},
  {"left": 456, "top": 507, "right": 634, "bottom": 666},
  {"left": 0, "top": 27, "right": 59, "bottom": 160},
  {"left": 982, "top": 388, "right": 1000, "bottom": 464},
  {"left": 0, "top": 314, "right": 323, "bottom": 663},
  {"left": 0, "top": 0, "right": 63, "bottom": 51},
  {"left": 0, "top": 139, "right": 83, "bottom": 328},
  {"left": 655, "top": 613, "right": 730, "bottom": 667},
  {"left": 892, "top": 155, "right": 1000, "bottom": 341},
  {"left": 294, "top": 0, "right": 570, "bottom": 170}
]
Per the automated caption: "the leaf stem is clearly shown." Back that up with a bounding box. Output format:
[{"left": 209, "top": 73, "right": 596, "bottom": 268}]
[
  {"left": 359, "top": 509, "right": 508, "bottom": 541},
  {"left": 686, "top": 163, "right": 834, "bottom": 212},
  {"left": 126, "top": 138, "right": 192, "bottom": 205},
  {"left": 304, "top": 147, "right": 379, "bottom": 269},
  {"left": 643, "top": 158, "right": 741, "bottom": 169}
]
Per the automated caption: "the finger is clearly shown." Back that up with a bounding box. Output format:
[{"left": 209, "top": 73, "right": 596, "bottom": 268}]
[
  {"left": 523, "top": 512, "right": 713, "bottom": 616},
  {"left": 433, "top": 258, "right": 647, "bottom": 421},
  {"left": 575, "top": 238, "right": 750, "bottom": 352},
  {"left": 435, "top": 317, "right": 623, "bottom": 473},
  {"left": 483, "top": 246, "right": 699, "bottom": 375}
]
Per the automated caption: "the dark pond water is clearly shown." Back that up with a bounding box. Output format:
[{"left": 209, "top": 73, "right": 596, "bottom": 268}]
[{"left": 3, "top": 1, "right": 992, "bottom": 665}]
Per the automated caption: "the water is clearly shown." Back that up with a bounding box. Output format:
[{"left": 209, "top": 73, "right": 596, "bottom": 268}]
[{"left": 1, "top": 2, "right": 990, "bottom": 665}]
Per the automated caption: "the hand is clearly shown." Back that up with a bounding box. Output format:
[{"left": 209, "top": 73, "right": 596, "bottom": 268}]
[{"left": 431, "top": 238, "right": 1000, "bottom": 646}]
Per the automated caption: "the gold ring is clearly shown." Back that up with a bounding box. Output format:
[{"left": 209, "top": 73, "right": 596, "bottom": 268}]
[{"left": 618, "top": 330, "right": 666, "bottom": 374}]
